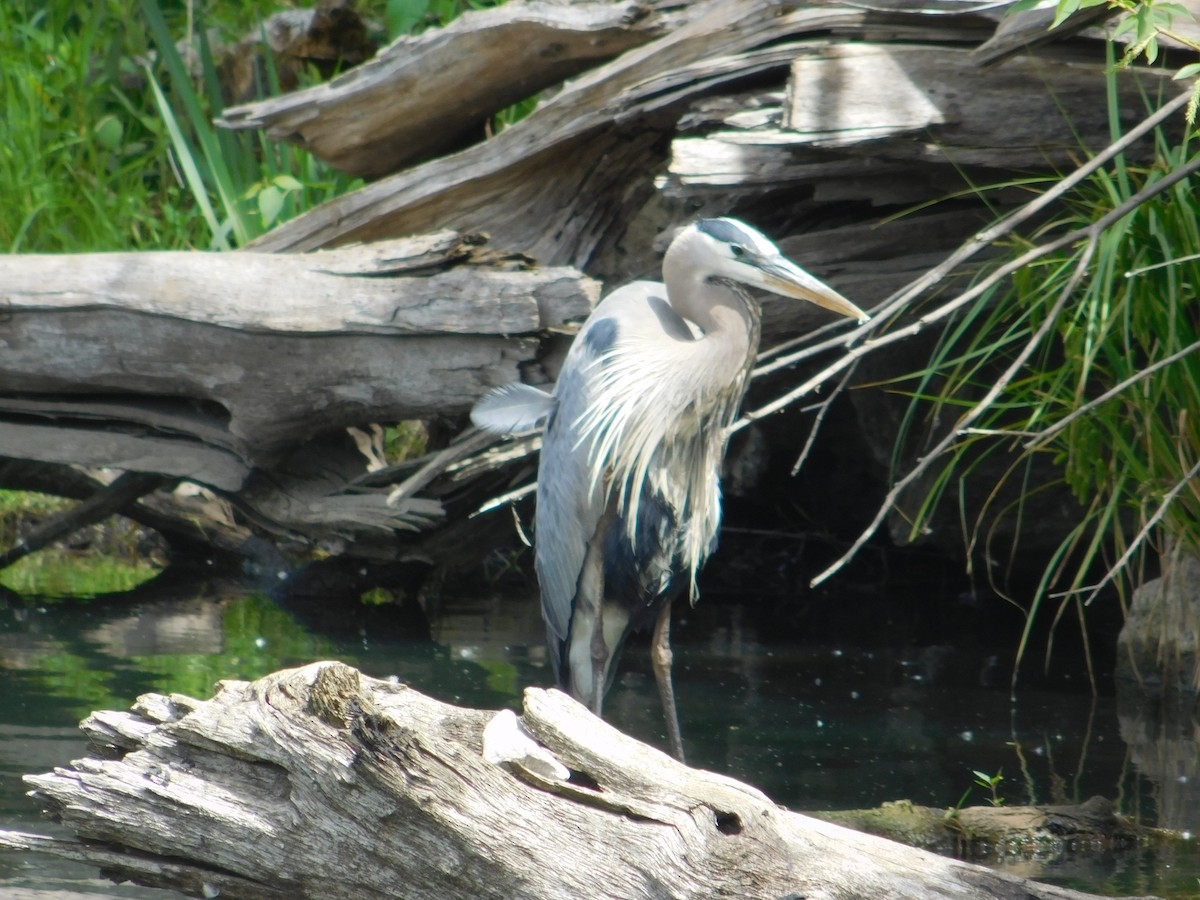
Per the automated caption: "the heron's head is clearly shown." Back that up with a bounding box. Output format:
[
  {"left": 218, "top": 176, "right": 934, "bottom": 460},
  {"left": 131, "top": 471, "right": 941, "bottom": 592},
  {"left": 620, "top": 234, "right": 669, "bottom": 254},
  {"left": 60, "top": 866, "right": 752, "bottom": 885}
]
[{"left": 684, "top": 217, "right": 869, "bottom": 323}]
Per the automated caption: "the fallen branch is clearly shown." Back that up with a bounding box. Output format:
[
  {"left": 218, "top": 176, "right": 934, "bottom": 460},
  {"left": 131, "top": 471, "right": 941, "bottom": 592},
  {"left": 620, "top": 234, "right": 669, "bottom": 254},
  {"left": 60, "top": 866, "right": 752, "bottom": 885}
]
[
  {"left": 218, "top": 0, "right": 678, "bottom": 178},
  {"left": 0, "top": 471, "right": 168, "bottom": 570},
  {"left": 2, "top": 661, "right": 1157, "bottom": 900}
]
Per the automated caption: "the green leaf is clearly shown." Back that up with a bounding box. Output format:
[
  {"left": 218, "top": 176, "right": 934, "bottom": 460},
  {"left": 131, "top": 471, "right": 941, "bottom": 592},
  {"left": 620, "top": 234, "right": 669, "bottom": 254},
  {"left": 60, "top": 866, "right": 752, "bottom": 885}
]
[
  {"left": 1135, "top": 4, "right": 1155, "bottom": 42},
  {"left": 1151, "top": 2, "right": 1192, "bottom": 25},
  {"left": 257, "top": 184, "right": 285, "bottom": 228},
  {"left": 1173, "top": 62, "right": 1200, "bottom": 80},
  {"left": 1111, "top": 14, "right": 1139, "bottom": 38},
  {"left": 272, "top": 174, "right": 304, "bottom": 192},
  {"left": 1052, "top": 0, "right": 1082, "bottom": 29},
  {"left": 145, "top": 67, "right": 226, "bottom": 248},
  {"left": 387, "top": 0, "right": 431, "bottom": 36},
  {"left": 93, "top": 114, "right": 123, "bottom": 151}
]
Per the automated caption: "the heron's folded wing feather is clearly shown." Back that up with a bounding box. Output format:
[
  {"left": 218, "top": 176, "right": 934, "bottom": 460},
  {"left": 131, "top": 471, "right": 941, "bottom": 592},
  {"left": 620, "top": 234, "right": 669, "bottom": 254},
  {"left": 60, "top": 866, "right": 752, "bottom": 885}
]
[
  {"left": 470, "top": 383, "right": 555, "bottom": 435},
  {"left": 535, "top": 358, "right": 601, "bottom": 645}
]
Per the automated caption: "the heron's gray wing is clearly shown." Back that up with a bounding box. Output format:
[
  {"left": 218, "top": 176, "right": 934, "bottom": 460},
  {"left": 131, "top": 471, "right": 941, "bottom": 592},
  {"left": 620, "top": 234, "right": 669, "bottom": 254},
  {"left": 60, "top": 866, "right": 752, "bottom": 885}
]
[
  {"left": 470, "top": 383, "right": 554, "bottom": 434},
  {"left": 535, "top": 338, "right": 603, "bottom": 646}
]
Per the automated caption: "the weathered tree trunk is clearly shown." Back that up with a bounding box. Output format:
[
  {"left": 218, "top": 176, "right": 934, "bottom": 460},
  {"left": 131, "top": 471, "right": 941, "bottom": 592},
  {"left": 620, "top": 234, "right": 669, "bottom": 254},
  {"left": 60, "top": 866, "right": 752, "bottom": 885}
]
[
  {"left": 0, "top": 661, "right": 1159, "bottom": 900},
  {"left": 0, "top": 233, "right": 594, "bottom": 550},
  {"left": 217, "top": 0, "right": 683, "bottom": 177}
]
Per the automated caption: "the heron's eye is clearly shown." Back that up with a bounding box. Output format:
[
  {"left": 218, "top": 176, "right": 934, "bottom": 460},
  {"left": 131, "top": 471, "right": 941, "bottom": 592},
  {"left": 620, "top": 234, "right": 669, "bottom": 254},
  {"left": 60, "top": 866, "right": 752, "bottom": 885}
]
[{"left": 731, "top": 245, "right": 746, "bottom": 258}]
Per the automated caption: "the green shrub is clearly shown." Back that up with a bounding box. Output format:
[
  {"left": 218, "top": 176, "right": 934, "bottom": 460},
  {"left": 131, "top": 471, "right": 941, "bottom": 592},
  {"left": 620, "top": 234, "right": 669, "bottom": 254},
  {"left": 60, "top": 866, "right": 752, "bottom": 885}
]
[{"left": 897, "top": 115, "right": 1200, "bottom": 679}]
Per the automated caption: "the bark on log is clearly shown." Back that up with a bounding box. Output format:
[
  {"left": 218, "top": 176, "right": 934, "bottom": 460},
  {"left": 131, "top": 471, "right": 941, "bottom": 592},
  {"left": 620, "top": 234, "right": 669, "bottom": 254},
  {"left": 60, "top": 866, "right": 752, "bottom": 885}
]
[
  {"left": 0, "top": 661, "right": 1158, "bottom": 900},
  {"left": 0, "top": 233, "right": 596, "bottom": 546},
  {"left": 218, "top": 0, "right": 679, "bottom": 177},
  {"left": 814, "top": 796, "right": 1149, "bottom": 857}
]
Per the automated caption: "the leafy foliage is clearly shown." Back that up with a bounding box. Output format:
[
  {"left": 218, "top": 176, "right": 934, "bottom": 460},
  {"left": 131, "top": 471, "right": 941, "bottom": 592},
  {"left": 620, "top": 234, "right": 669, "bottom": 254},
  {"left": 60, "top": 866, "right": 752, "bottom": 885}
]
[
  {"left": 1023, "top": 0, "right": 1200, "bottom": 121},
  {"left": 896, "top": 93, "right": 1200, "bottom": 680},
  {"left": 1, "top": 0, "right": 518, "bottom": 253}
]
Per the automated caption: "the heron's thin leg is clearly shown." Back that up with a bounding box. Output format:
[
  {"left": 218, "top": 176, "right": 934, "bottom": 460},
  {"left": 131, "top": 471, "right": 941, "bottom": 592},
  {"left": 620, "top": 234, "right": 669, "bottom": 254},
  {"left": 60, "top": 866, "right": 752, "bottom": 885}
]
[
  {"left": 589, "top": 598, "right": 607, "bottom": 717},
  {"left": 584, "top": 505, "right": 617, "bottom": 718},
  {"left": 651, "top": 601, "right": 685, "bottom": 762}
]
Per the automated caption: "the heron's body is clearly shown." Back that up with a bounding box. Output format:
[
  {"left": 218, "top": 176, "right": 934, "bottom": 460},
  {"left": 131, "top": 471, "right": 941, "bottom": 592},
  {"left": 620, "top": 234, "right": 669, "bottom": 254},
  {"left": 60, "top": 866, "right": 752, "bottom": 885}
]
[
  {"left": 472, "top": 218, "right": 867, "bottom": 757},
  {"left": 537, "top": 276, "right": 759, "bottom": 709}
]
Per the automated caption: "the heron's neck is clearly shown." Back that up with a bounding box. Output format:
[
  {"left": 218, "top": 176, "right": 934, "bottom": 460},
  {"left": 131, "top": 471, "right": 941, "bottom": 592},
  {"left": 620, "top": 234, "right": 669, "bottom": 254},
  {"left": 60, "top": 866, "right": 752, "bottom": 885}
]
[{"left": 670, "top": 275, "right": 761, "bottom": 355}]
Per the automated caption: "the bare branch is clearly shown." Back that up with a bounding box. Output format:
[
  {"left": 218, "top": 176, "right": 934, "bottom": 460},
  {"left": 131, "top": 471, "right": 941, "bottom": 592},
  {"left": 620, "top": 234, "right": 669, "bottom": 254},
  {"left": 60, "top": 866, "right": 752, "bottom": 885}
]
[
  {"left": 810, "top": 234, "right": 1100, "bottom": 588},
  {"left": 1053, "top": 456, "right": 1200, "bottom": 608},
  {"left": 790, "top": 362, "right": 859, "bottom": 476},
  {"left": 1023, "top": 338, "right": 1200, "bottom": 450}
]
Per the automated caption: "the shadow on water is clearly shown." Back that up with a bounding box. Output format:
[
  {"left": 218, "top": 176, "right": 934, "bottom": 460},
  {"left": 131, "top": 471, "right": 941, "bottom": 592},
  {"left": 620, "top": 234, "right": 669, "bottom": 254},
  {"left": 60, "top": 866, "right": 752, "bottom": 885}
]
[{"left": 1, "top": 556, "right": 1199, "bottom": 898}]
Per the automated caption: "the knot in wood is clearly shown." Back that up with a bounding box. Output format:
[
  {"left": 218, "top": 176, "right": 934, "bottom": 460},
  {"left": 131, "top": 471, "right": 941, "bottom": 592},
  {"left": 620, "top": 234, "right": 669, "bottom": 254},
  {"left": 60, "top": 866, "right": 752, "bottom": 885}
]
[{"left": 306, "top": 662, "right": 365, "bottom": 728}]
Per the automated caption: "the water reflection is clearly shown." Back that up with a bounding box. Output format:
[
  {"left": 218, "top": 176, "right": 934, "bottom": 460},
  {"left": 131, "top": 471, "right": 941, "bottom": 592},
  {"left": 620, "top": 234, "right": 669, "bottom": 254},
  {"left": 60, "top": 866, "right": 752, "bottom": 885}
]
[
  {"left": 1117, "top": 685, "right": 1200, "bottom": 834},
  {"left": 1, "top": 574, "right": 1198, "bottom": 898}
]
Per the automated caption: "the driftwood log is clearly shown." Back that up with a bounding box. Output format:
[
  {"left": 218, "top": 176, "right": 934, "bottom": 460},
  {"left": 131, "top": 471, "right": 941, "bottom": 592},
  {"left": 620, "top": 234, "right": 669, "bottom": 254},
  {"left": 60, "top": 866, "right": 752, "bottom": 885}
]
[
  {"left": 216, "top": 0, "right": 684, "bottom": 177},
  {"left": 815, "top": 795, "right": 1149, "bottom": 858},
  {"left": 0, "top": 661, "right": 1159, "bottom": 900},
  {"left": 0, "top": 0, "right": 1182, "bottom": 567},
  {"left": 0, "top": 232, "right": 592, "bottom": 552}
]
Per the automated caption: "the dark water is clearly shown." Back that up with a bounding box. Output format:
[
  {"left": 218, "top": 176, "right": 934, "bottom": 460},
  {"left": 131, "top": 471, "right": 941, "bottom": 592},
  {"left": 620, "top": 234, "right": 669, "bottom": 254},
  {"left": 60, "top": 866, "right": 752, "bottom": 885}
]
[{"left": 2, "top": 571, "right": 1199, "bottom": 898}]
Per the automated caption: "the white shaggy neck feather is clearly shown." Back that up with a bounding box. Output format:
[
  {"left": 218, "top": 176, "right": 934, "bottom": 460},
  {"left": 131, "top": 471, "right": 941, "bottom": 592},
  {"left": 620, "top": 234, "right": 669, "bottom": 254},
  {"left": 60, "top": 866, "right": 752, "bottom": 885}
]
[{"left": 573, "top": 273, "right": 760, "bottom": 601}]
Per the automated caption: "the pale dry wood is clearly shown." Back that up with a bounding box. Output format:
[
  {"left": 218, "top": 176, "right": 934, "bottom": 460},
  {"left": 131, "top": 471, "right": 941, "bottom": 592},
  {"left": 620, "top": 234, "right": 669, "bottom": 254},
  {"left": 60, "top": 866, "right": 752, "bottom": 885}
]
[
  {"left": 245, "top": 3, "right": 873, "bottom": 259},
  {"left": 0, "top": 234, "right": 597, "bottom": 335},
  {"left": 218, "top": 0, "right": 677, "bottom": 178},
  {"left": 0, "top": 233, "right": 591, "bottom": 463},
  {"left": 4, "top": 661, "right": 1157, "bottom": 900},
  {"left": 784, "top": 44, "right": 1159, "bottom": 164},
  {"left": 667, "top": 44, "right": 1164, "bottom": 193},
  {"left": 0, "top": 233, "right": 593, "bottom": 545},
  {"left": 0, "top": 421, "right": 251, "bottom": 492},
  {"left": 0, "top": 313, "right": 537, "bottom": 458}
]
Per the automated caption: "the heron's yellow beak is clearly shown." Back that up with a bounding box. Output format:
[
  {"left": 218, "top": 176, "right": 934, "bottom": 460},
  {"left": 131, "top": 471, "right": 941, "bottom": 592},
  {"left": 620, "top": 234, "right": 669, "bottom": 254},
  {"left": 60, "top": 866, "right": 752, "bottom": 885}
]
[{"left": 758, "top": 257, "right": 869, "bottom": 323}]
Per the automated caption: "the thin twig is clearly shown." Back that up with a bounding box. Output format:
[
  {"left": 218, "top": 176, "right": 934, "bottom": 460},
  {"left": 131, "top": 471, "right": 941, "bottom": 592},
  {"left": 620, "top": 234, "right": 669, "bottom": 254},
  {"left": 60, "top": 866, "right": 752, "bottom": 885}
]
[
  {"left": 383, "top": 429, "right": 497, "bottom": 506},
  {"left": 472, "top": 481, "right": 536, "bottom": 517},
  {"left": 810, "top": 235, "right": 1100, "bottom": 587},
  {"left": 0, "top": 472, "right": 169, "bottom": 571},
  {"left": 1053, "top": 455, "right": 1200, "bottom": 607},
  {"left": 790, "top": 362, "right": 858, "bottom": 476},
  {"left": 1023, "top": 338, "right": 1200, "bottom": 450}
]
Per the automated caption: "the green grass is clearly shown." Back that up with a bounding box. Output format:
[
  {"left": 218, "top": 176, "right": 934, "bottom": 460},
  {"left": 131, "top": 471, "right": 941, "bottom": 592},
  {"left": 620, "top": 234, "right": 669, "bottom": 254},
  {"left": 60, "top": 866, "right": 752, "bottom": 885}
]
[
  {"left": 0, "top": 490, "right": 162, "bottom": 596},
  {"left": 1, "top": 1, "right": 194, "bottom": 250},
  {"left": 0, "top": 0, "right": 514, "bottom": 254},
  {"left": 893, "top": 74, "right": 1200, "bottom": 681},
  {"left": 0, "top": 551, "right": 160, "bottom": 596}
]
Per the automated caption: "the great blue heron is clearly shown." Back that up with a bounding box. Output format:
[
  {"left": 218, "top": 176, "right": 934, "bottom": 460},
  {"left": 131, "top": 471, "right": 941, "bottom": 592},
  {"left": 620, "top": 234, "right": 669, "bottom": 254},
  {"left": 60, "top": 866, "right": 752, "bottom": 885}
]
[{"left": 472, "top": 218, "right": 867, "bottom": 759}]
